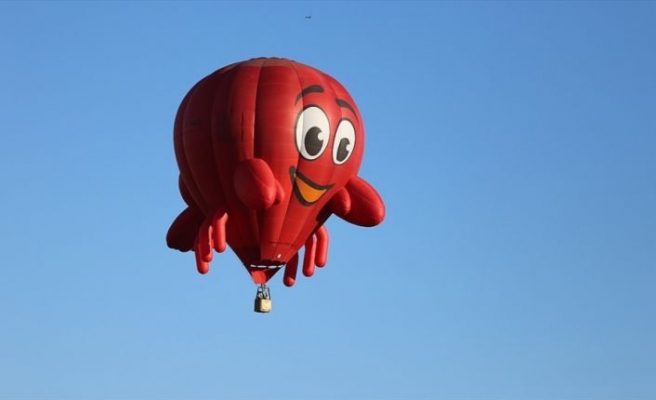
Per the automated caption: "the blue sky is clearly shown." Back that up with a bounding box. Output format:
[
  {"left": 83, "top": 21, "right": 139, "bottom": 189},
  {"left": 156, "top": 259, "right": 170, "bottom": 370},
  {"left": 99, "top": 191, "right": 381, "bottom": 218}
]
[{"left": 1, "top": 1, "right": 655, "bottom": 399}]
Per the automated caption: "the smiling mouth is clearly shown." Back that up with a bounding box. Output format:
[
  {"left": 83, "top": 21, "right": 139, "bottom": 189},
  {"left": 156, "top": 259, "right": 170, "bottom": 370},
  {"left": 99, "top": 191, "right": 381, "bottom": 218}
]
[{"left": 289, "top": 166, "right": 334, "bottom": 206}]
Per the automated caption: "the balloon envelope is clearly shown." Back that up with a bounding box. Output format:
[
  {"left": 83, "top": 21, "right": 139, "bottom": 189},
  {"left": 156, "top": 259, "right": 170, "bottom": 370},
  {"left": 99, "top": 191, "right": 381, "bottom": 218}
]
[{"left": 167, "top": 57, "right": 385, "bottom": 285}]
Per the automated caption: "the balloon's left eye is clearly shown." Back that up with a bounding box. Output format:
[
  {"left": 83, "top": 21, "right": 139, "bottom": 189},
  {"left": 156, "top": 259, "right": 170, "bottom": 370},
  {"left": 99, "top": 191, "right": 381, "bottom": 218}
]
[
  {"left": 295, "top": 107, "right": 330, "bottom": 160},
  {"left": 333, "top": 120, "right": 356, "bottom": 165}
]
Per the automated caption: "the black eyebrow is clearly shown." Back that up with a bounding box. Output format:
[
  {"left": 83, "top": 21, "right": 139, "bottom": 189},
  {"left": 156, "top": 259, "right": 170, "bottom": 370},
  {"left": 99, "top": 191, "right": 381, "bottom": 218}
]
[
  {"left": 336, "top": 98, "right": 358, "bottom": 121},
  {"left": 295, "top": 85, "right": 324, "bottom": 103},
  {"left": 295, "top": 85, "right": 359, "bottom": 122}
]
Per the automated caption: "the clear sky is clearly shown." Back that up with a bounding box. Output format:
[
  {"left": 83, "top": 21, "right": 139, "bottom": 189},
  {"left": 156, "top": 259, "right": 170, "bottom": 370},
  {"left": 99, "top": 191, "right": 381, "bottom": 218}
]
[{"left": 1, "top": 1, "right": 654, "bottom": 399}]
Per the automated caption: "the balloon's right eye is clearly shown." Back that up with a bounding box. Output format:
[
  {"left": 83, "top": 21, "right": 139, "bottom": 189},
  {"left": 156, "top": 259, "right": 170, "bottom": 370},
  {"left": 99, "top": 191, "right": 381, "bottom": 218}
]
[{"left": 295, "top": 107, "right": 330, "bottom": 160}]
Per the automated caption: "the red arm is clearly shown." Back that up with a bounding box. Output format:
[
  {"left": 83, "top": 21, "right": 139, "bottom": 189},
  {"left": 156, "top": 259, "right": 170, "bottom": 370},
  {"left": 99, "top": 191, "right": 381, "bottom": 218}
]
[
  {"left": 166, "top": 176, "right": 204, "bottom": 252},
  {"left": 331, "top": 176, "right": 385, "bottom": 227},
  {"left": 233, "top": 158, "right": 285, "bottom": 210}
]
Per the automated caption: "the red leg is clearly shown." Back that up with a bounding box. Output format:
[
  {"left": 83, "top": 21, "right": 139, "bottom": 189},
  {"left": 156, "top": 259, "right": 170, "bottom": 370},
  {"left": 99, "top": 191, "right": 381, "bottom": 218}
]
[
  {"left": 283, "top": 253, "right": 299, "bottom": 287},
  {"left": 315, "top": 225, "right": 329, "bottom": 267},
  {"left": 302, "top": 236, "right": 316, "bottom": 277},
  {"left": 212, "top": 211, "right": 228, "bottom": 253}
]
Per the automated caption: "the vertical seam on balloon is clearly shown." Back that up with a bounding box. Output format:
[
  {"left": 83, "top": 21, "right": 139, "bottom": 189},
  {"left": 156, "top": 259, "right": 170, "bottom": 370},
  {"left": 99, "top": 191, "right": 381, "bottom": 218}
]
[
  {"left": 314, "top": 78, "right": 344, "bottom": 236},
  {"left": 191, "top": 73, "right": 225, "bottom": 212},
  {"left": 283, "top": 66, "right": 336, "bottom": 257},
  {"left": 323, "top": 78, "right": 344, "bottom": 221},
  {"left": 221, "top": 64, "right": 250, "bottom": 263},
  {"left": 179, "top": 81, "right": 209, "bottom": 211},
  {"left": 254, "top": 58, "right": 293, "bottom": 265},
  {"left": 272, "top": 60, "right": 305, "bottom": 261},
  {"left": 210, "top": 65, "right": 250, "bottom": 266},
  {"left": 207, "top": 66, "right": 228, "bottom": 217},
  {"left": 250, "top": 59, "right": 265, "bottom": 260}
]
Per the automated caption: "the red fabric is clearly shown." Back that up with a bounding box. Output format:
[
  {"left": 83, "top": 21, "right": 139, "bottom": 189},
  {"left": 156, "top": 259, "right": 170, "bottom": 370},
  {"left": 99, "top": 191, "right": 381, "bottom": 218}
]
[{"left": 167, "top": 58, "right": 385, "bottom": 284}]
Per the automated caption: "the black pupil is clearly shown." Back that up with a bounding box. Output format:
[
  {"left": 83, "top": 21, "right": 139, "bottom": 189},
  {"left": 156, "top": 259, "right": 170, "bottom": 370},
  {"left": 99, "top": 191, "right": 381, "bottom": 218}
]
[
  {"left": 305, "top": 126, "right": 323, "bottom": 156},
  {"left": 337, "top": 138, "right": 351, "bottom": 162}
]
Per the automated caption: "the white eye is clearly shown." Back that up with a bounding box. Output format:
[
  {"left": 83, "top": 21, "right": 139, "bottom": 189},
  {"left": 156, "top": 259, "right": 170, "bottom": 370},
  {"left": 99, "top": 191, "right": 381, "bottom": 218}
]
[
  {"left": 295, "top": 106, "right": 330, "bottom": 160},
  {"left": 333, "top": 119, "right": 356, "bottom": 165}
]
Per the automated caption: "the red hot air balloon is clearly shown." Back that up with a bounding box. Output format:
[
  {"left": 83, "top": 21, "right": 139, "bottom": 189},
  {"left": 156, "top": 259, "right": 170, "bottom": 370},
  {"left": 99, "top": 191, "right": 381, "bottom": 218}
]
[{"left": 166, "top": 58, "right": 385, "bottom": 310}]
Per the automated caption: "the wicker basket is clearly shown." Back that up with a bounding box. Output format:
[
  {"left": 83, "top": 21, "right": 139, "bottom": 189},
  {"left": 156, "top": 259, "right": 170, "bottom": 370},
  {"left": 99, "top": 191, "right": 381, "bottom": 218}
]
[{"left": 254, "top": 298, "right": 272, "bottom": 313}]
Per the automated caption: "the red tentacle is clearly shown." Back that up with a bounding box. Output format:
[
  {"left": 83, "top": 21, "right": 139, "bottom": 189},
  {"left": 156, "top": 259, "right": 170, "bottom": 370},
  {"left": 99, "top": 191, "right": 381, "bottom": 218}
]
[
  {"left": 194, "top": 247, "right": 210, "bottom": 274},
  {"left": 315, "top": 225, "right": 329, "bottom": 267},
  {"left": 283, "top": 253, "right": 299, "bottom": 287},
  {"left": 212, "top": 211, "right": 228, "bottom": 253},
  {"left": 302, "top": 236, "right": 316, "bottom": 277},
  {"left": 196, "top": 217, "right": 213, "bottom": 263}
]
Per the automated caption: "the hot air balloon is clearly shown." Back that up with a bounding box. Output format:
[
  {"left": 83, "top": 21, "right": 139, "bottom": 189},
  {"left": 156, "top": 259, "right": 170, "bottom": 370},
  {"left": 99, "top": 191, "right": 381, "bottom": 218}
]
[{"left": 166, "top": 57, "right": 385, "bottom": 312}]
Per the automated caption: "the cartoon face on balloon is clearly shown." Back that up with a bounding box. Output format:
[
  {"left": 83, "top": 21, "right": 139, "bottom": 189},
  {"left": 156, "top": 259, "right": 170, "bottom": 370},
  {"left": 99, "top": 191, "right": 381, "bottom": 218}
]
[
  {"left": 290, "top": 84, "right": 362, "bottom": 208},
  {"left": 167, "top": 58, "right": 385, "bottom": 286}
]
